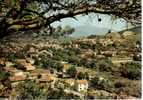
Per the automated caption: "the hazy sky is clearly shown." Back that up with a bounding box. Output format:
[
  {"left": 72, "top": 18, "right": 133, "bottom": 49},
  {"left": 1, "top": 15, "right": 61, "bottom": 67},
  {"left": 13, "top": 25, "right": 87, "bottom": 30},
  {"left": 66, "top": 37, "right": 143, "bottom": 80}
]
[
  {"left": 52, "top": 13, "right": 132, "bottom": 30},
  {"left": 51, "top": 13, "right": 133, "bottom": 37}
]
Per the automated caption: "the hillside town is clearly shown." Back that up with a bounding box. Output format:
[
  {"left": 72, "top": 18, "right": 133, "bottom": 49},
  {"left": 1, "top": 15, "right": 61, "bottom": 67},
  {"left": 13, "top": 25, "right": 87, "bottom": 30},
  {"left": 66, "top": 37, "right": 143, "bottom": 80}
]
[{"left": 0, "top": 29, "right": 141, "bottom": 99}]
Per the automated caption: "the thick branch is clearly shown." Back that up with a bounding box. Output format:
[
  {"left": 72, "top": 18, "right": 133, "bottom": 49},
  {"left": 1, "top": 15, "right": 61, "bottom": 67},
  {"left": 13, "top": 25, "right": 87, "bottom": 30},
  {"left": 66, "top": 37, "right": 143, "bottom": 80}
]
[
  {"left": 6, "top": 5, "right": 121, "bottom": 32},
  {"left": 0, "top": 3, "right": 141, "bottom": 37}
]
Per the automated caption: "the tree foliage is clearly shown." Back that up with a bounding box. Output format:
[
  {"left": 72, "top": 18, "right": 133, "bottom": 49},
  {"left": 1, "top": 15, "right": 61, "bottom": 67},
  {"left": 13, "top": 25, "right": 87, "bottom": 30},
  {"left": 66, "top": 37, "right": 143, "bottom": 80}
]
[
  {"left": 0, "top": 0, "right": 141, "bottom": 38},
  {"left": 15, "top": 80, "right": 45, "bottom": 99},
  {"left": 120, "top": 62, "right": 141, "bottom": 80},
  {"left": 66, "top": 65, "right": 77, "bottom": 78}
]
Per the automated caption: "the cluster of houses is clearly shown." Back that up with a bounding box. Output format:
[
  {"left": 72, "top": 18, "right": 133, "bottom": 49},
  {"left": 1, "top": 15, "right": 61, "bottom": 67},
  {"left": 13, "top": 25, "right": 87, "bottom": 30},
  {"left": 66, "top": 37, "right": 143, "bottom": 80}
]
[
  {"left": 59, "top": 62, "right": 89, "bottom": 93},
  {"left": 0, "top": 58, "right": 89, "bottom": 97},
  {"left": 0, "top": 30, "right": 141, "bottom": 98},
  {"left": 66, "top": 31, "right": 141, "bottom": 64}
]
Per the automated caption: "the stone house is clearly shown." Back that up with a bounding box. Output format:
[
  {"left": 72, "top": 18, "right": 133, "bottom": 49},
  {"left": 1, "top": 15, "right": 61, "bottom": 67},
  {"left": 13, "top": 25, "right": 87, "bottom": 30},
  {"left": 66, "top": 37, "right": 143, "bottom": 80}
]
[
  {"left": 30, "top": 69, "right": 50, "bottom": 79},
  {"left": 101, "top": 50, "right": 117, "bottom": 57},
  {"left": 4, "top": 67, "right": 17, "bottom": 73},
  {"left": 30, "top": 69, "right": 56, "bottom": 88},
  {"left": 9, "top": 69, "right": 27, "bottom": 87},
  {"left": 5, "top": 61, "right": 14, "bottom": 67},
  {"left": 111, "top": 57, "right": 133, "bottom": 64},
  {"left": 105, "top": 32, "right": 121, "bottom": 40},
  {"left": 26, "top": 46, "right": 39, "bottom": 58},
  {"left": 64, "top": 79, "right": 75, "bottom": 87},
  {"left": 4, "top": 67, "right": 28, "bottom": 79},
  {"left": 9, "top": 75, "right": 26, "bottom": 82},
  {"left": 0, "top": 58, "right": 6, "bottom": 65},
  {"left": 16, "top": 59, "right": 35, "bottom": 71},
  {"left": 80, "top": 49, "right": 96, "bottom": 58},
  {"left": 122, "top": 31, "right": 136, "bottom": 38},
  {"left": 98, "top": 38, "right": 114, "bottom": 47}
]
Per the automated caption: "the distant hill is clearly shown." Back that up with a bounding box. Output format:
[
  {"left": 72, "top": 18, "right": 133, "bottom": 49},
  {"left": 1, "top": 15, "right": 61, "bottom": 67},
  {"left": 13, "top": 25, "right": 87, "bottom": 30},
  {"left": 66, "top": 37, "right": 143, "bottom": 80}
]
[
  {"left": 119, "top": 26, "right": 141, "bottom": 41},
  {"left": 71, "top": 25, "right": 110, "bottom": 37},
  {"left": 119, "top": 26, "right": 141, "bottom": 34}
]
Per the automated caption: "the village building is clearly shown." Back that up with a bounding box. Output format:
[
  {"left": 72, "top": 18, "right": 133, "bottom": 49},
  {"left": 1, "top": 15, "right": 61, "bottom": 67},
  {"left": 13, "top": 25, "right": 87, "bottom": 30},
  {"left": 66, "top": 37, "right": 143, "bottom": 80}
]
[
  {"left": 64, "top": 79, "right": 89, "bottom": 93},
  {"left": 30, "top": 69, "right": 50, "bottom": 79},
  {"left": 80, "top": 49, "right": 96, "bottom": 58},
  {"left": 4, "top": 66, "right": 29, "bottom": 77},
  {"left": 105, "top": 32, "right": 121, "bottom": 40},
  {"left": 26, "top": 58, "right": 35, "bottom": 65},
  {"left": 9, "top": 75, "right": 27, "bottom": 88},
  {"left": 30, "top": 69, "right": 56, "bottom": 88},
  {"left": 16, "top": 59, "right": 36, "bottom": 71},
  {"left": 37, "top": 73, "right": 55, "bottom": 82},
  {"left": 4, "top": 67, "right": 17, "bottom": 73},
  {"left": 8, "top": 69, "right": 27, "bottom": 87},
  {"left": 101, "top": 50, "right": 117, "bottom": 57},
  {"left": 26, "top": 46, "right": 39, "bottom": 58},
  {"left": 0, "top": 58, "right": 6, "bottom": 65},
  {"left": 27, "top": 46, "right": 38, "bottom": 53},
  {"left": 9, "top": 75, "right": 26, "bottom": 82},
  {"left": 98, "top": 38, "right": 114, "bottom": 46},
  {"left": 78, "top": 39, "right": 97, "bottom": 44},
  {"left": 96, "top": 55, "right": 105, "bottom": 59},
  {"left": 122, "top": 31, "right": 136, "bottom": 38},
  {"left": 5, "top": 61, "right": 14, "bottom": 67},
  {"left": 75, "top": 80, "right": 88, "bottom": 93},
  {"left": 111, "top": 57, "right": 133, "bottom": 64},
  {"left": 64, "top": 79, "right": 75, "bottom": 87}
]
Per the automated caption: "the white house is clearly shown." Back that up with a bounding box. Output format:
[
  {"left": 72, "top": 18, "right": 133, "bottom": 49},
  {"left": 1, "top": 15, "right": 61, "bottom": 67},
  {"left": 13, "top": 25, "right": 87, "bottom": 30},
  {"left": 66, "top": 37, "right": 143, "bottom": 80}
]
[{"left": 75, "top": 80, "right": 88, "bottom": 92}]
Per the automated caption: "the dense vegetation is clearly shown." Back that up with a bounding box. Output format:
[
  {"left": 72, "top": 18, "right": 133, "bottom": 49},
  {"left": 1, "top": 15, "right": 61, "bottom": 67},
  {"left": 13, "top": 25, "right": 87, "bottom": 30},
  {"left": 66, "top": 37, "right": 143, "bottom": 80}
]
[
  {"left": 0, "top": 0, "right": 141, "bottom": 38},
  {"left": 0, "top": 0, "right": 141, "bottom": 99}
]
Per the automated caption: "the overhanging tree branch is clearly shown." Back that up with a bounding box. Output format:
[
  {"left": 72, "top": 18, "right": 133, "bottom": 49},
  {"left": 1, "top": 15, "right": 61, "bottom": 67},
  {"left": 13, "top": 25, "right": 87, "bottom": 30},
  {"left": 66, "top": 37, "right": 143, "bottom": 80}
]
[
  {"left": 0, "top": 0, "right": 141, "bottom": 38},
  {"left": 6, "top": 5, "right": 122, "bottom": 33}
]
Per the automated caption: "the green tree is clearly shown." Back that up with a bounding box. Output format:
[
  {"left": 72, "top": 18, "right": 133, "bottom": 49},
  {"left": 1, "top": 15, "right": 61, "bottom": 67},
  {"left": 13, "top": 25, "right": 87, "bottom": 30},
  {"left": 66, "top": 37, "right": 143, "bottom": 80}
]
[
  {"left": 47, "top": 88, "right": 80, "bottom": 99},
  {"left": 66, "top": 65, "right": 77, "bottom": 78},
  {"left": 77, "top": 72, "right": 85, "bottom": 79},
  {"left": 120, "top": 63, "right": 141, "bottom": 80},
  {"left": 63, "top": 25, "right": 75, "bottom": 35},
  {"left": 16, "top": 80, "right": 45, "bottom": 99},
  {"left": 0, "top": 64, "right": 10, "bottom": 81},
  {"left": 97, "top": 60, "right": 112, "bottom": 72},
  {"left": 0, "top": 72, "right": 10, "bottom": 81},
  {"left": 77, "top": 72, "right": 89, "bottom": 80},
  {"left": 91, "top": 76, "right": 114, "bottom": 92}
]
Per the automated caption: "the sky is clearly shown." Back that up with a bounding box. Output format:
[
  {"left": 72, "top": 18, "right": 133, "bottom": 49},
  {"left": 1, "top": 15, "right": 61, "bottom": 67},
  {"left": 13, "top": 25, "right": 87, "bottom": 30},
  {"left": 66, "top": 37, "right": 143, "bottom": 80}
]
[{"left": 51, "top": 13, "right": 133, "bottom": 37}]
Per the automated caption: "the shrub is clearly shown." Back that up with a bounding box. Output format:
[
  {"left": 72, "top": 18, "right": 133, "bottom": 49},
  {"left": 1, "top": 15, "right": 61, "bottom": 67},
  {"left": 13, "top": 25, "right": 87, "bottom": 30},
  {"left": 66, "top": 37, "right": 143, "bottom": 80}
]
[
  {"left": 66, "top": 65, "right": 77, "bottom": 78},
  {"left": 133, "top": 53, "right": 141, "bottom": 61},
  {"left": 88, "top": 60, "right": 97, "bottom": 68},
  {"left": 7, "top": 53, "right": 17, "bottom": 62},
  {"left": 16, "top": 81, "right": 45, "bottom": 99},
  {"left": 0, "top": 72, "right": 10, "bottom": 81},
  {"left": 0, "top": 64, "right": 10, "bottom": 80},
  {"left": 47, "top": 88, "right": 80, "bottom": 99},
  {"left": 114, "top": 81, "right": 126, "bottom": 88},
  {"left": 97, "top": 60, "right": 112, "bottom": 72},
  {"left": 91, "top": 76, "right": 115, "bottom": 92},
  {"left": 77, "top": 72, "right": 89, "bottom": 80},
  {"left": 120, "top": 62, "right": 141, "bottom": 80}
]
